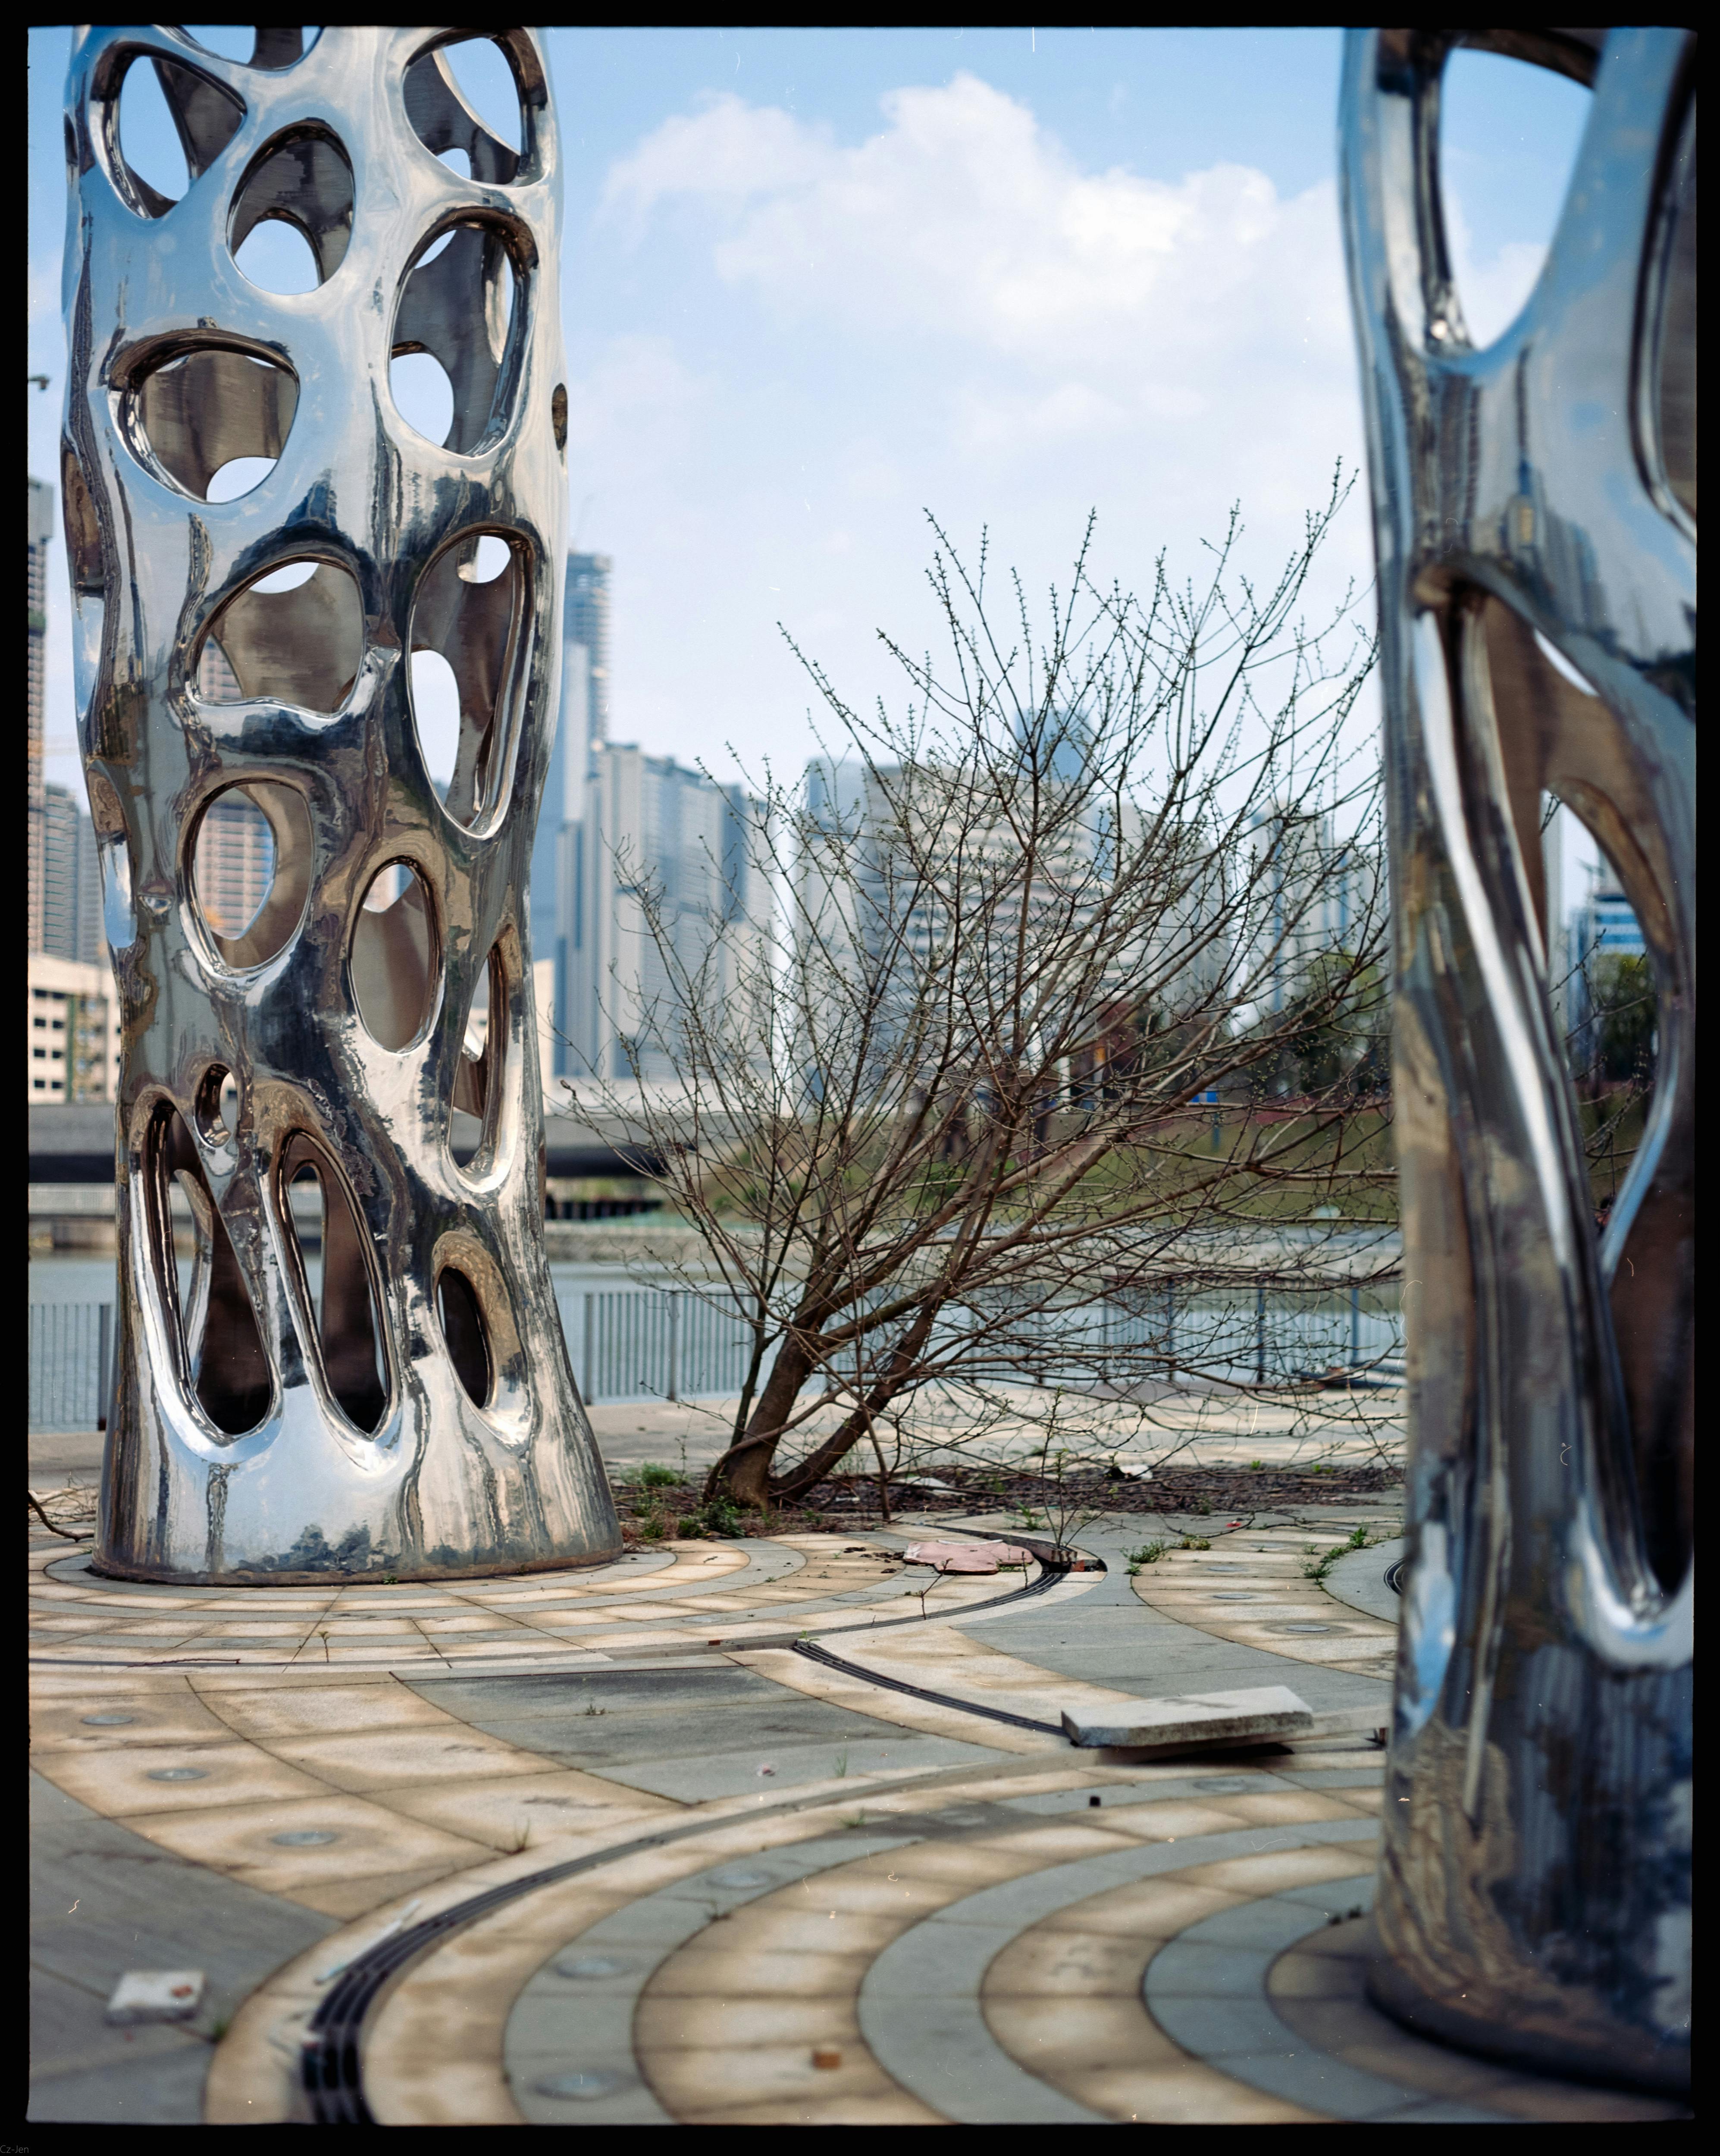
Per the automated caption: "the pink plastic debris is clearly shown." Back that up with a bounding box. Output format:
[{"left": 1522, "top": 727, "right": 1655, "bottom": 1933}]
[{"left": 901, "top": 1542, "right": 1035, "bottom": 1573}]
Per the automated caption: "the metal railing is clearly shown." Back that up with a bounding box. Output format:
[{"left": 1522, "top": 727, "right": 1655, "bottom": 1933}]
[
  {"left": 28, "top": 1285, "right": 1404, "bottom": 1429},
  {"left": 29, "top": 1302, "right": 113, "bottom": 1435}
]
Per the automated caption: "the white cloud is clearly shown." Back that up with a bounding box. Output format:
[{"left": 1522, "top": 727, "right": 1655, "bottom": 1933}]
[
  {"left": 607, "top": 75, "right": 1355, "bottom": 387},
  {"left": 584, "top": 74, "right": 1376, "bottom": 776}
]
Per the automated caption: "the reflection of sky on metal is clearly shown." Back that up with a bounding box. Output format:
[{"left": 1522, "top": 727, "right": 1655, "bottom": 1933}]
[{"left": 28, "top": 25, "right": 1604, "bottom": 889}]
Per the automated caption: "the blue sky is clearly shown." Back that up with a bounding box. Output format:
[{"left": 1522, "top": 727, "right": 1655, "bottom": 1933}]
[{"left": 28, "top": 26, "right": 1594, "bottom": 889}]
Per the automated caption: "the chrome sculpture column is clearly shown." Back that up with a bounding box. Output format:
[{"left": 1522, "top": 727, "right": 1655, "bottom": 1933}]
[
  {"left": 63, "top": 27, "right": 619, "bottom": 1581},
  {"left": 1341, "top": 30, "right": 1692, "bottom": 2091}
]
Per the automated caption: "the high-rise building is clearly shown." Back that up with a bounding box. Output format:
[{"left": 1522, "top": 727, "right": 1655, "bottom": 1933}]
[
  {"left": 565, "top": 746, "right": 767, "bottom": 1084},
  {"left": 564, "top": 552, "right": 611, "bottom": 746},
  {"left": 27, "top": 951, "right": 119, "bottom": 1103},
  {"left": 28, "top": 478, "right": 53, "bottom": 954},
  {"left": 193, "top": 790, "right": 276, "bottom": 937},
  {"left": 40, "top": 782, "right": 105, "bottom": 967}
]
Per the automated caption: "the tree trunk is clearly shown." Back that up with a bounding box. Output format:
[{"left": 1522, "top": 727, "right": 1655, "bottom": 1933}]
[{"left": 704, "top": 1336, "right": 815, "bottom": 1507}]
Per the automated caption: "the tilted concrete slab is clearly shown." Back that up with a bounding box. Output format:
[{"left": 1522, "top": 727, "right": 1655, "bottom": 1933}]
[{"left": 1061, "top": 1685, "right": 1313, "bottom": 1751}]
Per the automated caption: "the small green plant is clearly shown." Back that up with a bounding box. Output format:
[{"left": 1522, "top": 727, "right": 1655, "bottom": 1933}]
[
  {"left": 1194, "top": 1495, "right": 1212, "bottom": 1516},
  {"left": 1248, "top": 1460, "right": 1264, "bottom": 1472},
  {"left": 840, "top": 1811, "right": 868, "bottom": 1829},
  {"left": 1124, "top": 1541, "right": 1167, "bottom": 1575},
  {"left": 686, "top": 1494, "right": 744, "bottom": 1539},
  {"left": 381, "top": 1573, "right": 399, "bottom": 1586},
  {"left": 833, "top": 1751, "right": 849, "bottom": 1779},
  {"left": 583, "top": 1701, "right": 605, "bottom": 1717},
  {"left": 637, "top": 1462, "right": 684, "bottom": 1489},
  {"left": 1345, "top": 1524, "right": 1372, "bottom": 1549},
  {"left": 636, "top": 1508, "right": 668, "bottom": 1543},
  {"left": 210, "top": 2016, "right": 230, "bottom": 2041},
  {"left": 1179, "top": 1535, "right": 1212, "bottom": 1552},
  {"left": 1302, "top": 1538, "right": 1353, "bottom": 1581}
]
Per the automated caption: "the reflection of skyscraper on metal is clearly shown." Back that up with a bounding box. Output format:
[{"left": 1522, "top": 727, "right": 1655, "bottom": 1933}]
[
  {"left": 63, "top": 26, "right": 618, "bottom": 1583},
  {"left": 28, "top": 477, "right": 54, "bottom": 954},
  {"left": 1342, "top": 28, "right": 1692, "bottom": 2096}
]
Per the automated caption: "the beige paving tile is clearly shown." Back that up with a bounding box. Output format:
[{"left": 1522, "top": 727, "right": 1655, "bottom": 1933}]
[
  {"left": 114, "top": 1790, "right": 489, "bottom": 1895},
  {"left": 714, "top": 1904, "right": 908, "bottom": 1957},
  {"left": 200, "top": 1682, "right": 458, "bottom": 1739},
  {"left": 1040, "top": 1878, "right": 1249, "bottom": 1939},
  {"left": 646, "top": 1946, "right": 876, "bottom": 1999},
  {"left": 368, "top": 2056, "right": 522, "bottom": 2127},
  {"left": 847, "top": 1840, "right": 1043, "bottom": 1889},
  {"left": 262, "top": 1726, "right": 545, "bottom": 1790},
  {"left": 633, "top": 1994, "right": 863, "bottom": 2054},
  {"left": 1196, "top": 1788, "right": 1376, "bottom": 1827},
  {"left": 983, "top": 1925, "right": 1155, "bottom": 2000},
  {"left": 38, "top": 1735, "right": 327, "bottom": 1816},
  {"left": 643, "top": 2041, "right": 901, "bottom": 2117},
  {"left": 973, "top": 1822, "right": 1144, "bottom": 1862},
  {"left": 790, "top": 1869, "right": 962, "bottom": 1920},
  {"left": 1172, "top": 1843, "right": 1378, "bottom": 1897},
  {"left": 29, "top": 1690, "right": 238, "bottom": 1751},
  {"left": 1094, "top": 1798, "right": 1268, "bottom": 1843},
  {"left": 986, "top": 1993, "right": 1180, "bottom": 2078},
  {"left": 667, "top": 2089, "right": 944, "bottom": 2126},
  {"left": 294, "top": 1859, "right": 486, "bottom": 1919},
  {"left": 388, "top": 1770, "right": 674, "bottom": 1847},
  {"left": 1075, "top": 2060, "right": 1322, "bottom": 2124}
]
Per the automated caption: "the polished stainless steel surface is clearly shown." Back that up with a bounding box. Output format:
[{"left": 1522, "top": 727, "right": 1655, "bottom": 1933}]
[
  {"left": 63, "top": 26, "right": 619, "bottom": 1582},
  {"left": 1341, "top": 28, "right": 1692, "bottom": 2091}
]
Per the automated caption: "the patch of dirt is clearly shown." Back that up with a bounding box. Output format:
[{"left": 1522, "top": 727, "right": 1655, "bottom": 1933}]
[{"left": 614, "top": 1459, "right": 1403, "bottom": 1542}]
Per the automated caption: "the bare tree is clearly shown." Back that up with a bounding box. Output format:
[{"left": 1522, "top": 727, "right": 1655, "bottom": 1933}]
[{"left": 566, "top": 477, "right": 1396, "bottom": 1510}]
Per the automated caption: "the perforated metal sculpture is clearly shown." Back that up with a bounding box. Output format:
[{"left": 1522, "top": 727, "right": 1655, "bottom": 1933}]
[
  {"left": 63, "top": 27, "right": 619, "bottom": 1581},
  {"left": 1341, "top": 28, "right": 1692, "bottom": 2092}
]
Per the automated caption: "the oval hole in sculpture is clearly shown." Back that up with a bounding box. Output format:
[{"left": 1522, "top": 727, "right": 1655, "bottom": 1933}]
[
  {"left": 436, "top": 1267, "right": 492, "bottom": 1407},
  {"left": 350, "top": 860, "right": 439, "bottom": 1051},
  {"left": 234, "top": 220, "right": 319, "bottom": 294},
  {"left": 389, "top": 351, "right": 456, "bottom": 450},
  {"left": 453, "top": 942, "right": 508, "bottom": 1134},
  {"left": 117, "top": 55, "right": 190, "bottom": 203},
  {"left": 1439, "top": 47, "right": 1592, "bottom": 347},
  {"left": 391, "top": 222, "right": 521, "bottom": 455},
  {"left": 198, "top": 557, "right": 363, "bottom": 715},
  {"left": 190, "top": 780, "right": 314, "bottom": 970},
  {"left": 229, "top": 126, "right": 354, "bottom": 289},
  {"left": 194, "top": 1063, "right": 240, "bottom": 1149},
  {"left": 278, "top": 1133, "right": 388, "bottom": 1433},
  {"left": 407, "top": 530, "right": 528, "bottom": 830},
  {"left": 205, "top": 455, "right": 278, "bottom": 502},
  {"left": 405, "top": 36, "right": 526, "bottom": 180},
  {"left": 127, "top": 346, "right": 298, "bottom": 503},
  {"left": 408, "top": 649, "right": 460, "bottom": 792},
  {"left": 144, "top": 1100, "right": 272, "bottom": 1435},
  {"left": 112, "top": 51, "right": 244, "bottom": 217},
  {"left": 438, "top": 146, "right": 471, "bottom": 180}
]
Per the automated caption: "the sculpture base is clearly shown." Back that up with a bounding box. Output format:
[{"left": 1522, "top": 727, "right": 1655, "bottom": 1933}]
[
  {"left": 1366, "top": 1947, "right": 1690, "bottom": 2100},
  {"left": 87, "top": 1544, "right": 624, "bottom": 1588}
]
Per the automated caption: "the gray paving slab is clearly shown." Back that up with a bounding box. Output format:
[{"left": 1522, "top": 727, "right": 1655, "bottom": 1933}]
[
  {"left": 411, "top": 1663, "right": 979, "bottom": 1776},
  {"left": 28, "top": 1770, "right": 338, "bottom": 2124},
  {"left": 593, "top": 1730, "right": 1003, "bottom": 1802},
  {"left": 1322, "top": 1538, "right": 1404, "bottom": 1622},
  {"left": 858, "top": 1817, "right": 1378, "bottom": 2125}
]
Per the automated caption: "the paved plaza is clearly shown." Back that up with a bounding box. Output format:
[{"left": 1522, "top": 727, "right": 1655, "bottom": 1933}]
[{"left": 28, "top": 1430, "right": 1682, "bottom": 2126}]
